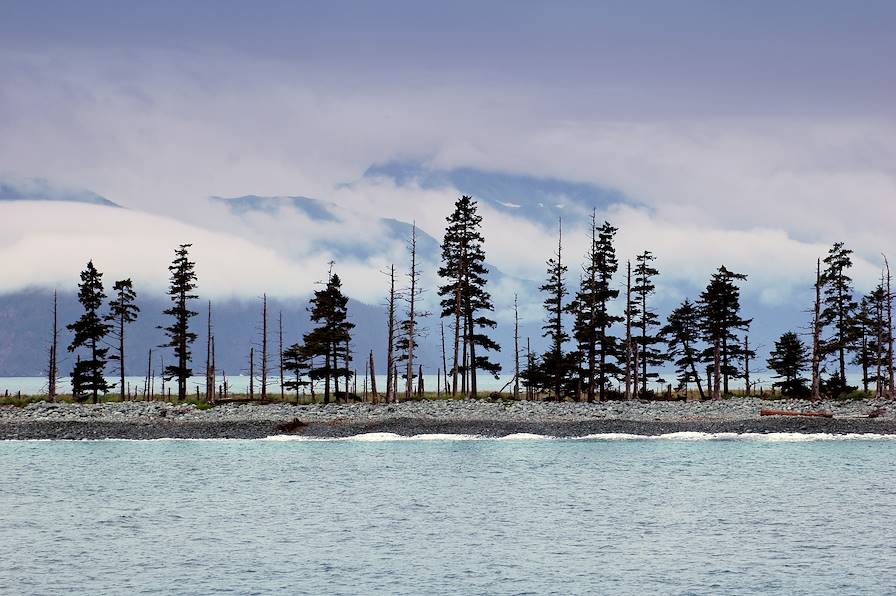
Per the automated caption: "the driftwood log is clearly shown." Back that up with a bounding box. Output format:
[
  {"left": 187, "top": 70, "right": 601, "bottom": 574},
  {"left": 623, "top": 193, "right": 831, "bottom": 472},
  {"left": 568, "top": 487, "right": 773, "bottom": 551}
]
[{"left": 760, "top": 409, "right": 833, "bottom": 418}]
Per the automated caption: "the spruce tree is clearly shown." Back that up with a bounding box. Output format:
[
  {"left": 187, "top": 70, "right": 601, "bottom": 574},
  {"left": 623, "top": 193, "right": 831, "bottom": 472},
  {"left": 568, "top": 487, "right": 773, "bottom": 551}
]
[
  {"left": 160, "top": 244, "right": 198, "bottom": 401},
  {"left": 631, "top": 250, "right": 664, "bottom": 396},
  {"left": 67, "top": 260, "right": 112, "bottom": 403},
  {"left": 570, "top": 214, "right": 622, "bottom": 401},
  {"left": 539, "top": 219, "right": 576, "bottom": 400},
  {"left": 820, "top": 242, "right": 858, "bottom": 394},
  {"left": 107, "top": 278, "right": 139, "bottom": 400},
  {"left": 303, "top": 267, "right": 354, "bottom": 404},
  {"left": 767, "top": 331, "right": 810, "bottom": 396},
  {"left": 854, "top": 285, "right": 887, "bottom": 394},
  {"left": 661, "top": 299, "right": 705, "bottom": 399},
  {"left": 698, "top": 266, "right": 751, "bottom": 398},
  {"left": 282, "top": 342, "right": 311, "bottom": 402},
  {"left": 437, "top": 195, "right": 501, "bottom": 398}
]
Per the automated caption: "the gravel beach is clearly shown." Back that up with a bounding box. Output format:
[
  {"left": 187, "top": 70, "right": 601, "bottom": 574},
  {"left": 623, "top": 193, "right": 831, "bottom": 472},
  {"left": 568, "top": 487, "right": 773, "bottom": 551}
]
[{"left": 1, "top": 398, "right": 895, "bottom": 439}]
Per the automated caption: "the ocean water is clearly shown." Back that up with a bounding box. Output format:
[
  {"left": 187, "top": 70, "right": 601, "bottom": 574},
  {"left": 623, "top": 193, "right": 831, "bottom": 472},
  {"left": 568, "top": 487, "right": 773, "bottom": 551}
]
[{"left": 2, "top": 436, "right": 895, "bottom": 595}]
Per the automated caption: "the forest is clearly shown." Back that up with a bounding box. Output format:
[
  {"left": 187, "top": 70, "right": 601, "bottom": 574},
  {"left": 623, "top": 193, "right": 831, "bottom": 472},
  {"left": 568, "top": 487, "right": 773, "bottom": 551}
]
[{"left": 41, "top": 196, "right": 895, "bottom": 404}]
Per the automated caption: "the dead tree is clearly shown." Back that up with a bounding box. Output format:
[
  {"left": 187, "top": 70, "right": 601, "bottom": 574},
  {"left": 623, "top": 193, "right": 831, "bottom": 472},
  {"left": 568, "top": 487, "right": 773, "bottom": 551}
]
[
  {"left": 369, "top": 350, "right": 378, "bottom": 403},
  {"left": 385, "top": 264, "right": 397, "bottom": 403},
  {"left": 526, "top": 336, "right": 533, "bottom": 400},
  {"left": 206, "top": 301, "right": 214, "bottom": 402},
  {"left": 279, "top": 311, "right": 285, "bottom": 402},
  {"left": 144, "top": 348, "right": 153, "bottom": 400},
  {"left": 249, "top": 347, "right": 255, "bottom": 400},
  {"left": 48, "top": 290, "right": 58, "bottom": 402},
  {"left": 625, "top": 260, "right": 633, "bottom": 400},
  {"left": 811, "top": 258, "right": 823, "bottom": 400},
  {"left": 885, "top": 255, "right": 894, "bottom": 396},
  {"left": 261, "top": 294, "right": 268, "bottom": 402},
  {"left": 403, "top": 224, "right": 428, "bottom": 401},
  {"left": 210, "top": 336, "right": 216, "bottom": 404},
  {"left": 513, "top": 293, "right": 520, "bottom": 400}
]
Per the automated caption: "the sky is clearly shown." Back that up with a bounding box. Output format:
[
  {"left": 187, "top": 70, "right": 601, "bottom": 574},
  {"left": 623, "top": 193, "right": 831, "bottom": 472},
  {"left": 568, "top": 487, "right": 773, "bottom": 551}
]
[{"left": 0, "top": 0, "right": 895, "bottom": 321}]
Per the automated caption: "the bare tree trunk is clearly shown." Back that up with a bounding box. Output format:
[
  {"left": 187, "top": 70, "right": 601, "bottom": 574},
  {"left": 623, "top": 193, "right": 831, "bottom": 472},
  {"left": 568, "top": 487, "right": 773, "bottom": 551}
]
[
  {"left": 625, "top": 260, "right": 632, "bottom": 400},
  {"left": 861, "top": 334, "right": 869, "bottom": 393},
  {"left": 119, "top": 300, "right": 126, "bottom": 401},
  {"left": 885, "top": 255, "right": 894, "bottom": 396},
  {"left": 210, "top": 336, "right": 216, "bottom": 404},
  {"left": 632, "top": 342, "right": 639, "bottom": 400},
  {"left": 393, "top": 364, "right": 398, "bottom": 399},
  {"left": 588, "top": 210, "right": 597, "bottom": 402},
  {"left": 279, "top": 311, "right": 285, "bottom": 402},
  {"left": 249, "top": 347, "right": 255, "bottom": 400},
  {"left": 386, "top": 264, "right": 396, "bottom": 403},
  {"left": 345, "top": 337, "right": 351, "bottom": 400},
  {"left": 452, "top": 266, "right": 462, "bottom": 398},
  {"left": 417, "top": 365, "right": 424, "bottom": 398},
  {"left": 48, "top": 290, "right": 58, "bottom": 402},
  {"left": 640, "top": 288, "right": 648, "bottom": 398},
  {"left": 405, "top": 224, "right": 419, "bottom": 402},
  {"left": 145, "top": 349, "right": 153, "bottom": 400},
  {"left": 261, "top": 294, "right": 268, "bottom": 402},
  {"left": 513, "top": 294, "right": 520, "bottom": 400},
  {"left": 468, "top": 308, "right": 478, "bottom": 398},
  {"left": 369, "top": 350, "right": 377, "bottom": 403},
  {"left": 526, "top": 336, "right": 532, "bottom": 400},
  {"left": 553, "top": 219, "right": 563, "bottom": 401},
  {"left": 206, "top": 301, "right": 213, "bottom": 402},
  {"left": 460, "top": 315, "right": 468, "bottom": 397},
  {"left": 743, "top": 335, "right": 751, "bottom": 396},
  {"left": 811, "top": 258, "right": 822, "bottom": 401}
]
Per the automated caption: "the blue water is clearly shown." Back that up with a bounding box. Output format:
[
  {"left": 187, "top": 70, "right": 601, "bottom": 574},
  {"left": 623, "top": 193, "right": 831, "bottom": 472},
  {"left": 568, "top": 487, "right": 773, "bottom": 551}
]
[{"left": 2, "top": 437, "right": 895, "bottom": 595}]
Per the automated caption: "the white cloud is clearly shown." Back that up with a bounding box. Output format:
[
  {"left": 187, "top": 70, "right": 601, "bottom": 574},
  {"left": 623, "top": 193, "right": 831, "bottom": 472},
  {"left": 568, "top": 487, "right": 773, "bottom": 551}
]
[{"left": 0, "top": 48, "right": 894, "bottom": 313}]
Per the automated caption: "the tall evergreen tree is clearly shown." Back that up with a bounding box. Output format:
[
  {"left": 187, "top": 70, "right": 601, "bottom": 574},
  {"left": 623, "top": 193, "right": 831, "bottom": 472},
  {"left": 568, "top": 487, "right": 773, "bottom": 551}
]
[
  {"left": 107, "top": 278, "right": 139, "bottom": 400},
  {"left": 160, "top": 244, "right": 198, "bottom": 401},
  {"left": 570, "top": 215, "right": 622, "bottom": 401},
  {"left": 539, "top": 219, "right": 576, "bottom": 400},
  {"left": 303, "top": 267, "right": 354, "bottom": 404},
  {"left": 437, "top": 195, "right": 501, "bottom": 397},
  {"left": 767, "top": 331, "right": 810, "bottom": 396},
  {"left": 661, "top": 299, "right": 705, "bottom": 399},
  {"left": 67, "top": 260, "right": 112, "bottom": 403},
  {"left": 820, "top": 242, "right": 858, "bottom": 394},
  {"left": 853, "top": 287, "right": 885, "bottom": 393},
  {"left": 698, "top": 266, "right": 751, "bottom": 398},
  {"left": 631, "top": 250, "right": 664, "bottom": 396}
]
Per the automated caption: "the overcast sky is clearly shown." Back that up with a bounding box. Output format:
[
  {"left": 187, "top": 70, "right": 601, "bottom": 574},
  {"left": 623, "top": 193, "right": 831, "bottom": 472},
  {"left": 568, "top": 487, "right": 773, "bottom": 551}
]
[{"left": 1, "top": 1, "right": 894, "bottom": 309}]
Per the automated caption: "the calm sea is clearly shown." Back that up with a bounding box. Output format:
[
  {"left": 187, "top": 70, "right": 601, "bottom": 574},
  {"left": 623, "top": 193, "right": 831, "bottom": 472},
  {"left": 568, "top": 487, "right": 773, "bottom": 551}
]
[{"left": 2, "top": 436, "right": 895, "bottom": 595}]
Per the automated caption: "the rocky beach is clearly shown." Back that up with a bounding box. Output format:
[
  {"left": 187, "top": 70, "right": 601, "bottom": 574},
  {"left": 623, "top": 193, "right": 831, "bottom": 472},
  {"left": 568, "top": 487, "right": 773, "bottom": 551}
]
[{"left": 1, "top": 398, "right": 895, "bottom": 440}]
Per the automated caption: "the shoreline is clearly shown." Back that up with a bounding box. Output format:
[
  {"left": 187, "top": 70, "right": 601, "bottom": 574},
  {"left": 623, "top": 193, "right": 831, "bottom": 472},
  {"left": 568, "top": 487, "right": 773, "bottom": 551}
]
[{"left": 1, "top": 398, "right": 894, "bottom": 440}]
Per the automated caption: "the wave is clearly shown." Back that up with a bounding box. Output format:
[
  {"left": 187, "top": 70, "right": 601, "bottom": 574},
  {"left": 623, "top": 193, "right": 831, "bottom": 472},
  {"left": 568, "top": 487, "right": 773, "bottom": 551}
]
[
  {"left": 262, "top": 432, "right": 896, "bottom": 443},
  {"left": 5, "top": 432, "right": 896, "bottom": 443}
]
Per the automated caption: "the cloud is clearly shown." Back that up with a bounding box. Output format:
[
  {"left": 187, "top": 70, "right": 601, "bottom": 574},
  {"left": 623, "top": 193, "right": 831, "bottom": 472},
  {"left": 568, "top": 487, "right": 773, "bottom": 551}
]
[
  {"left": 0, "top": 48, "right": 894, "bottom": 315},
  {"left": 0, "top": 201, "right": 379, "bottom": 301}
]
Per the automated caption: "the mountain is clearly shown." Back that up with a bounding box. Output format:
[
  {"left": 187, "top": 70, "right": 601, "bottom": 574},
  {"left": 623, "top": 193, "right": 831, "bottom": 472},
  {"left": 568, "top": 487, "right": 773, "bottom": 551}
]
[
  {"left": 363, "top": 161, "right": 638, "bottom": 225},
  {"left": 0, "top": 179, "right": 120, "bottom": 207}
]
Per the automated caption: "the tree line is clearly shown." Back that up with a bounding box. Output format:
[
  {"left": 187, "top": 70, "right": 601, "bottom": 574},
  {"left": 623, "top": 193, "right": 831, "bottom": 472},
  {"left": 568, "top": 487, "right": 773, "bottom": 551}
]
[{"left": 47, "top": 197, "right": 896, "bottom": 403}]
